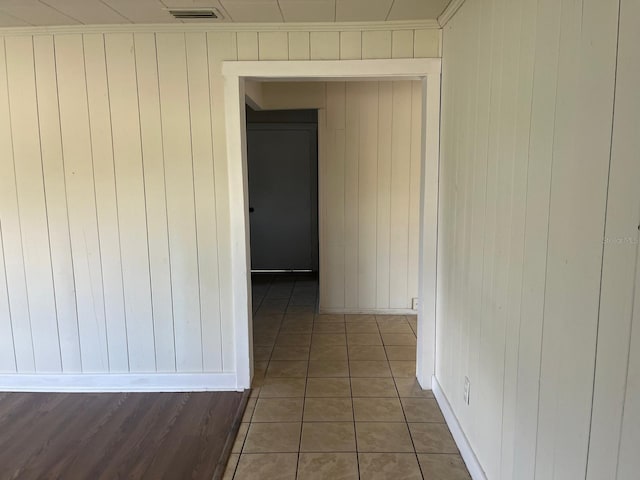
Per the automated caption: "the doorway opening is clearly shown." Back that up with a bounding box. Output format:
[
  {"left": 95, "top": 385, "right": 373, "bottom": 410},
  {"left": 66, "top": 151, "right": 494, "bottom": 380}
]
[
  {"left": 245, "top": 105, "right": 320, "bottom": 364},
  {"left": 246, "top": 107, "right": 319, "bottom": 276},
  {"left": 222, "top": 59, "right": 441, "bottom": 391}
]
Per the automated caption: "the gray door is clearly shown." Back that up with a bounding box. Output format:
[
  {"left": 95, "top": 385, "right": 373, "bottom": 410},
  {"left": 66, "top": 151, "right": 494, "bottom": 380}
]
[{"left": 247, "top": 123, "right": 318, "bottom": 271}]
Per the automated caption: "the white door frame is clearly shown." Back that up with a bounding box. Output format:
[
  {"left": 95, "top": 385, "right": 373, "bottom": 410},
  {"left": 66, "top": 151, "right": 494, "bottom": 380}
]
[{"left": 222, "top": 59, "right": 441, "bottom": 389}]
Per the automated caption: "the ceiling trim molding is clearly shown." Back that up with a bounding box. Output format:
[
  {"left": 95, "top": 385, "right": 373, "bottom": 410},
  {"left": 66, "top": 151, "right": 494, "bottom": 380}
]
[
  {"left": 437, "top": 0, "right": 467, "bottom": 27},
  {"left": 0, "top": 19, "right": 440, "bottom": 35}
]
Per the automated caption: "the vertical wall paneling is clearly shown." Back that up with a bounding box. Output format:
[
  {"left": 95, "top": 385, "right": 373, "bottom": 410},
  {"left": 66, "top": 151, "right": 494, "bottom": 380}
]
[
  {"left": 486, "top": 0, "right": 523, "bottom": 473},
  {"left": 362, "top": 30, "right": 392, "bottom": 59},
  {"left": 236, "top": 31, "right": 258, "bottom": 61},
  {"left": 532, "top": 0, "right": 586, "bottom": 473},
  {"left": 440, "top": 0, "right": 629, "bottom": 477},
  {"left": 185, "top": 32, "right": 223, "bottom": 372},
  {"left": 310, "top": 31, "right": 339, "bottom": 60},
  {"left": 258, "top": 31, "right": 288, "bottom": 60},
  {"left": 0, "top": 220, "right": 15, "bottom": 371},
  {"left": 499, "top": 0, "right": 536, "bottom": 476},
  {"left": 103, "top": 33, "right": 156, "bottom": 372},
  {"left": 357, "top": 81, "right": 378, "bottom": 308},
  {"left": 375, "top": 82, "right": 392, "bottom": 309},
  {"left": 392, "top": 30, "right": 414, "bottom": 59},
  {"left": 453, "top": 0, "right": 491, "bottom": 443},
  {"left": 442, "top": 0, "right": 470, "bottom": 425},
  {"left": 54, "top": 34, "right": 109, "bottom": 372},
  {"left": 473, "top": 0, "right": 506, "bottom": 469},
  {"left": 207, "top": 31, "right": 237, "bottom": 372},
  {"left": 288, "top": 31, "right": 310, "bottom": 60},
  {"left": 588, "top": 0, "right": 640, "bottom": 476},
  {"left": 83, "top": 33, "right": 129, "bottom": 372},
  {"left": 414, "top": 29, "right": 440, "bottom": 57},
  {"left": 618, "top": 265, "right": 640, "bottom": 478},
  {"left": 406, "top": 81, "right": 422, "bottom": 304},
  {"left": 317, "top": 107, "right": 328, "bottom": 306},
  {"left": 435, "top": 0, "right": 485, "bottom": 470},
  {"left": 339, "top": 31, "right": 361, "bottom": 60},
  {"left": 536, "top": 0, "right": 618, "bottom": 477},
  {"left": 512, "top": 0, "right": 561, "bottom": 476},
  {"left": 322, "top": 82, "right": 346, "bottom": 309},
  {"left": 0, "top": 24, "right": 440, "bottom": 377},
  {"left": 33, "top": 35, "right": 82, "bottom": 372},
  {"left": 133, "top": 32, "right": 176, "bottom": 373},
  {"left": 343, "top": 82, "right": 360, "bottom": 309},
  {"left": 389, "top": 81, "right": 412, "bottom": 309},
  {"left": 156, "top": 33, "right": 202, "bottom": 372},
  {"left": 4, "top": 36, "right": 61, "bottom": 372},
  {"left": 0, "top": 37, "right": 33, "bottom": 372},
  {"left": 311, "top": 80, "right": 422, "bottom": 313}
]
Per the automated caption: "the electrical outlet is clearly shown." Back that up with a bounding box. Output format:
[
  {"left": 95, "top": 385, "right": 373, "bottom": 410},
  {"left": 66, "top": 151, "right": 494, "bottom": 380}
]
[
  {"left": 411, "top": 297, "right": 419, "bottom": 310},
  {"left": 464, "top": 376, "right": 471, "bottom": 405}
]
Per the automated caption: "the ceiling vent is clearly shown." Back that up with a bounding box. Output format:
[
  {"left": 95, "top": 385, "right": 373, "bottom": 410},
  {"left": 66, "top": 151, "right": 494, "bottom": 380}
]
[{"left": 168, "top": 8, "right": 222, "bottom": 20}]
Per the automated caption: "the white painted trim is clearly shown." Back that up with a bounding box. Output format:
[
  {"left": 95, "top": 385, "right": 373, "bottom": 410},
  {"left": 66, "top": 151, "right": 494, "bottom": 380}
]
[
  {"left": 0, "top": 373, "right": 240, "bottom": 392},
  {"left": 319, "top": 308, "right": 417, "bottom": 315},
  {"left": 416, "top": 74, "right": 441, "bottom": 389},
  {"left": 222, "top": 59, "right": 441, "bottom": 80},
  {"left": 432, "top": 376, "right": 487, "bottom": 480},
  {"left": 223, "top": 59, "right": 441, "bottom": 390},
  {"left": 0, "top": 19, "right": 440, "bottom": 36},
  {"left": 438, "top": 0, "right": 467, "bottom": 27},
  {"left": 224, "top": 76, "right": 253, "bottom": 391}
]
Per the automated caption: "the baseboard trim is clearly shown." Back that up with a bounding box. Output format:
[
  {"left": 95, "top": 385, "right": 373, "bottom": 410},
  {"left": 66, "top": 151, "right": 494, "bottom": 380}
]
[
  {"left": 0, "top": 373, "right": 240, "bottom": 392},
  {"left": 318, "top": 308, "right": 416, "bottom": 315},
  {"left": 432, "top": 375, "right": 487, "bottom": 480}
]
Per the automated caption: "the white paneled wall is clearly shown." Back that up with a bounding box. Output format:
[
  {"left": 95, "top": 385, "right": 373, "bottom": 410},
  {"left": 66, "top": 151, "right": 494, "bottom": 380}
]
[
  {"left": 0, "top": 32, "right": 221, "bottom": 375},
  {"left": 588, "top": 0, "right": 640, "bottom": 478},
  {"left": 0, "top": 25, "right": 439, "bottom": 378},
  {"left": 438, "top": 0, "right": 639, "bottom": 479},
  {"left": 321, "top": 81, "right": 423, "bottom": 313}
]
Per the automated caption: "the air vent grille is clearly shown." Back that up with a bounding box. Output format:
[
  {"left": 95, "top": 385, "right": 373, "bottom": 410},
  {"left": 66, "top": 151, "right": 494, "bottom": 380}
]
[{"left": 169, "top": 9, "right": 219, "bottom": 19}]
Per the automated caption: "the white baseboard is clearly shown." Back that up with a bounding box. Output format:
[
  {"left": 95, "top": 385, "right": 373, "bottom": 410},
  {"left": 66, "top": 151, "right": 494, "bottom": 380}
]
[
  {"left": 432, "top": 375, "right": 487, "bottom": 480},
  {"left": 416, "top": 368, "right": 433, "bottom": 390},
  {"left": 319, "top": 307, "right": 417, "bottom": 315},
  {"left": 0, "top": 373, "right": 240, "bottom": 392}
]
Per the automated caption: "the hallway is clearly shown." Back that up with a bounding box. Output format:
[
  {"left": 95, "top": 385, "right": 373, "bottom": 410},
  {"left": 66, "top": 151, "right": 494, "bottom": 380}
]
[{"left": 223, "top": 274, "right": 470, "bottom": 479}]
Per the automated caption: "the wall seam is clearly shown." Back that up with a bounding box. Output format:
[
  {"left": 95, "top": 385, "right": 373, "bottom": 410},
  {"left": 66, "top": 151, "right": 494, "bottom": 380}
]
[
  {"left": 585, "top": 0, "right": 623, "bottom": 475},
  {"left": 31, "top": 34, "right": 64, "bottom": 371},
  {"left": 86, "top": 33, "right": 112, "bottom": 372},
  {"left": 132, "top": 32, "right": 158, "bottom": 372},
  {"left": 183, "top": 32, "right": 205, "bottom": 372},
  {"left": 154, "top": 32, "right": 178, "bottom": 372},
  {"left": 4, "top": 37, "right": 37, "bottom": 371},
  {"left": 205, "top": 32, "right": 224, "bottom": 372},
  {"left": 51, "top": 35, "right": 83, "bottom": 372}
]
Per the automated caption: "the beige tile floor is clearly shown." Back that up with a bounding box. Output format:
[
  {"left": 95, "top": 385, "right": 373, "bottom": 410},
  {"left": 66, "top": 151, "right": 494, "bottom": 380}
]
[{"left": 223, "top": 275, "right": 471, "bottom": 480}]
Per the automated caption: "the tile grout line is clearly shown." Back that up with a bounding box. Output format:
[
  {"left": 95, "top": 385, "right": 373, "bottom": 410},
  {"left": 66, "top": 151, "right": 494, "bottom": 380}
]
[
  {"left": 237, "top": 274, "right": 288, "bottom": 478},
  {"left": 344, "top": 311, "right": 361, "bottom": 479},
  {"left": 231, "top": 274, "right": 276, "bottom": 480},
  {"left": 237, "top": 277, "right": 464, "bottom": 478},
  {"left": 377, "top": 314, "right": 427, "bottom": 478},
  {"left": 294, "top": 275, "right": 312, "bottom": 479}
]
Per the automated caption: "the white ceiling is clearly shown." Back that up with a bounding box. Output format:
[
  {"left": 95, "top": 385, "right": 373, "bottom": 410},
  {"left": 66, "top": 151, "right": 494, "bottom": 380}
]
[{"left": 0, "top": 0, "right": 451, "bottom": 27}]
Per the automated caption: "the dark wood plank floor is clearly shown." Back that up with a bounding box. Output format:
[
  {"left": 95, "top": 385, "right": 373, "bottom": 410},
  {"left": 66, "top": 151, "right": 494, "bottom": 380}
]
[{"left": 0, "top": 391, "right": 245, "bottom": 480}]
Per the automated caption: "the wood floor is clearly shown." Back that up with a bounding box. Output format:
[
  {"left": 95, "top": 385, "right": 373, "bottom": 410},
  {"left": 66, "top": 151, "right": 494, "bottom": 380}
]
[{"left": 0, "top": 390, "right": 245, "bottom": 480}]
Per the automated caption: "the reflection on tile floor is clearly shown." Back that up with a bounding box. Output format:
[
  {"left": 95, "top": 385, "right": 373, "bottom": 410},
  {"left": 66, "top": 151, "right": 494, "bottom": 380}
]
[{"left": 223, "top": 274, "right": 471, "bottom": 479}]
